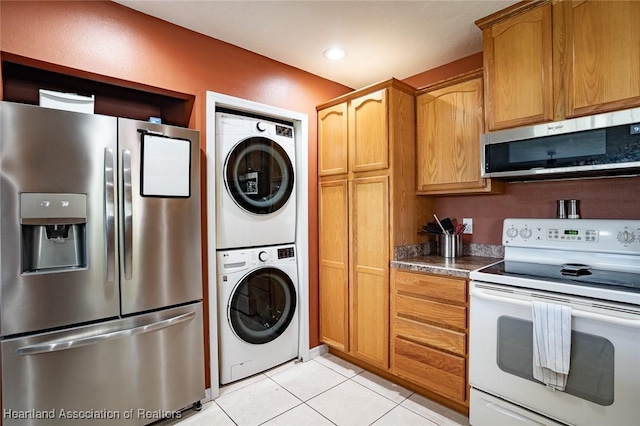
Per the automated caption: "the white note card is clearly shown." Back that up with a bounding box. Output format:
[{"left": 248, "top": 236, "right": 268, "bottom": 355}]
[{"left": 142, "top": 135, "right": 191, "bottom": 197}]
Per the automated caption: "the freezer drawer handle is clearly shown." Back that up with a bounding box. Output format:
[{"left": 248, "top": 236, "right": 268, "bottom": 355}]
[
  {"left": 15, "top": 311, "right": 196, "bottom": 356},
  {"left": 104, "top": 148, "right": 116, "bottom": 283},
  {"left": 123, "top": 149, "right": 133, "bottom": 280},
  {"left": 470, "top": 287, "right": 640, "bottom": 329}
]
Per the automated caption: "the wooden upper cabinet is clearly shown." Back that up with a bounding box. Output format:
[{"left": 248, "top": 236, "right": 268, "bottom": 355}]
[
  {"left": 478, "top": 0, "right": 640, "bottom": 129},
  {"left": 349, "top": 89, "right": 389, "bottom": 173},
  {"left": 563, "top": 0, "right": 640, "bottom": 117},
  {"left": 478, "top": 1, "right": 553, "bottom": 131},
  {"left": 417, "top": 75, "right": 485, "bottom": 193},
  {"left": 416, "top": 72, "right": 502, "bottom": 195},
  {"left": 318, "top": 103, "right": 348, "bottom": 176}
]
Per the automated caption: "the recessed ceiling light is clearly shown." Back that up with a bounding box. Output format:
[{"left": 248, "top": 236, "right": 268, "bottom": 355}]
[{"left": 323, "top": 48, "right": 346, "bottom": 60}]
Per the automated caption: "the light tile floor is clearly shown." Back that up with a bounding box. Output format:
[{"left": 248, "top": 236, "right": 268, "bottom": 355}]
[{"left": 171, "top": 353, "right": 470, "bottom": 426}]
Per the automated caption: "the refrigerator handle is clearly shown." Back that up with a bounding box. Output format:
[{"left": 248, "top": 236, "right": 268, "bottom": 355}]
[
  {"left": 16, "top": 311, "right": 196, "bottom": 356},
  {"left": 104, "top": 148, "right": 116, "bottom": 283},
  {"left": 123, "top": 149, "right": 133, "bottom": 280}
]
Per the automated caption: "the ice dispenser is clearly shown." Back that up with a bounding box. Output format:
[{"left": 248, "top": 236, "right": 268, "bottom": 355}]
[{"left": 20, "top": 193, "right": 87, "bottom": 273}]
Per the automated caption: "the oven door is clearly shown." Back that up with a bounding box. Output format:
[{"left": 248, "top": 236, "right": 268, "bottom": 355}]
[{"left": 469, "top": 282, "right": 640, "bottom": 426}]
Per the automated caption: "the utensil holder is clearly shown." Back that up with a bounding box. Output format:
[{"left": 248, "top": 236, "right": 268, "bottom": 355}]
[{"left": 437, "top": 234, "right": 462, "bottom": 258}]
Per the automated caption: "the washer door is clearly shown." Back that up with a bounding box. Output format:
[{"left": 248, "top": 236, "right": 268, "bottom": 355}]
[
  {"left": 228, "top": 267, "right": 297, "bottom": 344},
  {"left": 225, "top": 136, "right": 294, "bottom": 215}
]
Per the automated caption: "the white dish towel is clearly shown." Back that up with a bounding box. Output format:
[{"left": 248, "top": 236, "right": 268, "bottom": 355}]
[{"left": 532, "top": 301, "right": 572, "bottom": 391}]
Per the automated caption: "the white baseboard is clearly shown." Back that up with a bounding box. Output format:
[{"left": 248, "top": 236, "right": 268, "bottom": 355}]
[{"left": 307, "top": 344, "right": 329, "bottom": 360}]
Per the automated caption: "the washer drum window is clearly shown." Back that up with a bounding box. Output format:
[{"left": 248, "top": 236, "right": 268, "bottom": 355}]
[
  {"left": 228, "top": 267, "right": 297, "bottom": 345},
  {"left": 225, "top": 137, "right": 294, "bottom": 215}
]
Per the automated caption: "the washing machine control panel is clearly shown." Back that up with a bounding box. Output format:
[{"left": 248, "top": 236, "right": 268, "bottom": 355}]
[
  {"left": 277, "top": 247, "right": 295, "bottom": 259},
  {"left": 276, "top": 125, "right": 293, "bottom": 138},
  {"left": 240, "top": 246, "right": 296, "bottom": 266}
]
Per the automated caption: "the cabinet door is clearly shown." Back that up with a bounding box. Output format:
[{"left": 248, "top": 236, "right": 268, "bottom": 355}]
[
  {"left": 349, "top": 89, "right": 389, "bottom": 173},
  {"left": 417, "top": 77, "right": 486, "bottom": 193},
  {"left": 318, "top": 180, "right": 349, "bottom": 351},
  {"left": 565, "top": 0, "right": 640, "bottom": 117},
  {"left": 318, "top": 103, "right": 348, "bottom": 176},
  {"left": 483, "top": 3, "right": 553, "bottom": 130},
  {"left": 351, "top": 176, "right": 389, "bottom": 368}
]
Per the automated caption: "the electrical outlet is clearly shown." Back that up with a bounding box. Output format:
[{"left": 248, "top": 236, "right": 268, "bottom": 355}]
[{"left": 463, "top": 218, "right": 473, "bottom": 234}]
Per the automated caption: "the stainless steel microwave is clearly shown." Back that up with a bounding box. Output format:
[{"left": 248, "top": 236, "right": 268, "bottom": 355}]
[{"left": 481, "top": 107, "right": 640, "bottom": 179}]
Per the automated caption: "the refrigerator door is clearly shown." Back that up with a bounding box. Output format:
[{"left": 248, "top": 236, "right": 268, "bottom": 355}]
[
  {"left": 117, "top": 118, "right": 202, "bottom": 315},
  {"left": 0, "top": 102, "right": 119, "bottom": 336},
  {"left": 1, "top": 302, "right": 205, "bottom": 425}
]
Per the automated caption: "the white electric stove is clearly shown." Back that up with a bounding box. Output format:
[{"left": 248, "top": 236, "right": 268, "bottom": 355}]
[{"left": 469, "top": 218, "right": 640, "bottom": 426}]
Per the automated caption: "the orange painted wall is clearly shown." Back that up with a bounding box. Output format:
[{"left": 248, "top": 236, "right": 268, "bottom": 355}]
[
  {"left": 0, "top": 0, "right": 352, "bottom": 387},
  {"left": 403, "top": 52, "right": 483, "bottom": 89}
]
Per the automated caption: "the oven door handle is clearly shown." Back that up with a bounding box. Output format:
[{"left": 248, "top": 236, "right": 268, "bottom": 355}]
[{"left": 471, "top": 287, "right": 640, "bottom": 329}]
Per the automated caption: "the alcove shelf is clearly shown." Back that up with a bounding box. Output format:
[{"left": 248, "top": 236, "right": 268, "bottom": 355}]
[{"left": 1, "top": 54, "right": 194, "bottom": 128}]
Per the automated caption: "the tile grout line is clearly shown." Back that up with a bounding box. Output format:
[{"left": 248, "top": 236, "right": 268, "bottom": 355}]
[
  {"left": 300, "top": 401, "right": 339, "bottom": 426},
  {"left": 210, "top": 355, "right": 467, "bottom": 426}
]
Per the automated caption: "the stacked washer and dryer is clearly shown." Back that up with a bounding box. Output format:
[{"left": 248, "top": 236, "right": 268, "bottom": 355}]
[{"left": 215, "top": 111, "right": 299, "bottom": 385}]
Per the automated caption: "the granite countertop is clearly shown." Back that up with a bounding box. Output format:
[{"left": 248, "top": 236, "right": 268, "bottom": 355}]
[{"left": 391, "top": 255, "right": 502, "bottom": 278}]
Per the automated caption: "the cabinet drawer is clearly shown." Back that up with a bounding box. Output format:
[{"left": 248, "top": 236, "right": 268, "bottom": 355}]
[
  {"left": 394, "top": 317, "right": 466, "bottom": 356},
  {"left": 395, "top": 270, "right": 467, "bottom": 304},
  {"left": 395, "top": 293, "right": 467, "bottom": 330},
  {"left": 393, "top": 337, "right": 466, "bottom": 402}
]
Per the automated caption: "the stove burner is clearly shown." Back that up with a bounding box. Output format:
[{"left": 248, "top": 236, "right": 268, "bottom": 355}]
[{"left": 479, "top": 261, "right": 640, "bottom": 294}]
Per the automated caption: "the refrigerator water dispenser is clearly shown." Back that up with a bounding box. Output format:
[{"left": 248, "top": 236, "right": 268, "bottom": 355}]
[{"left": 20, "top": 193, "right": 87, "bottom": 273}]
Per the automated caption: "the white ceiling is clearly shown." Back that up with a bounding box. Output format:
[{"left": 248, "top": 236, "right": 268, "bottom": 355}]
[{"left": 114, "top": 0, "right": 518, "bottom": 89}]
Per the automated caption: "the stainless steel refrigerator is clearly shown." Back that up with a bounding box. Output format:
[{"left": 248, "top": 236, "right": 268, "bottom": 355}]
[{"left": 0, "top": 101, "right": 205, "bottom": 425}]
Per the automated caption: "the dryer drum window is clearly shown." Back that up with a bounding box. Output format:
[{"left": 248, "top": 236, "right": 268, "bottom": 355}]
[
  {"left": 228, "top": 267, "right": 297, "bottom": 345},
  {"left": 225, "top": 137, "right": 294, "bottom": 215}
]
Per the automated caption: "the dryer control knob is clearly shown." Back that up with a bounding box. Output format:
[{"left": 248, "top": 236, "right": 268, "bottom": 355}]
[
  {"left": 258, "top": 251, "right": 269, "bottom": 262},
  {"left": 256, "top": 122, "right": 267, "bottom": 132}
]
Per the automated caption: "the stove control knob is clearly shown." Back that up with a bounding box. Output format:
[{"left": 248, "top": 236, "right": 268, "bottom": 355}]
[
  {"left": 256, "top": 122, "right": 267, "bottom": 132},
  {"left": 617, "top": 230, "right": 636, "bottom": 245},
  {"left": 258, "top": 251, "right": 269, "bottom": 262},
  {"left": 520, "top": 227, "right": 533, "bottom": 239},
  {"left": 506, "top": 227, "right": 519, "bottom": 239}
]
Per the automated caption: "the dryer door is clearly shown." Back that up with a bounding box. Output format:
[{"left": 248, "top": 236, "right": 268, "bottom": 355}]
[
  {"left": 228, "top": 267, "right": 297, "bottom": 344},
  {"left": 224, "top": 137, "right": 294, "bottom": 214}
]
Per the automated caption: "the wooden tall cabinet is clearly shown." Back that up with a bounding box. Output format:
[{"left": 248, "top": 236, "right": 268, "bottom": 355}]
[
  {"left": 478, "top": 0, "right": 640, "bottom": 131},
  {"left": 318, "top": 79, "right": 430, "bottom": 370},
  {"left": 416, "top": 70, "right": 502, "bottom": 195}
]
